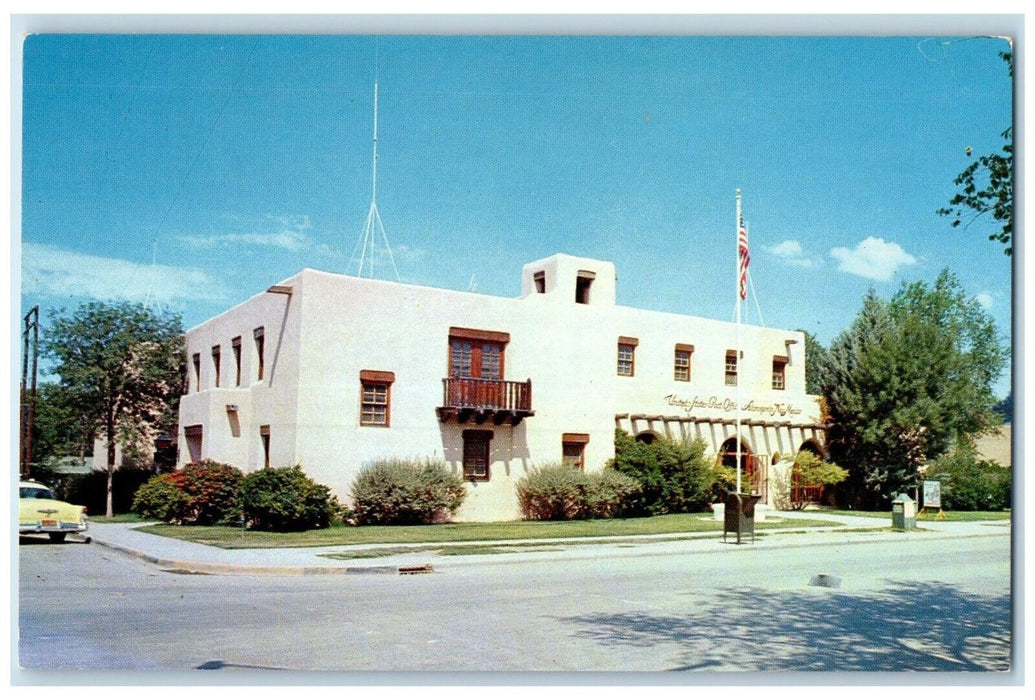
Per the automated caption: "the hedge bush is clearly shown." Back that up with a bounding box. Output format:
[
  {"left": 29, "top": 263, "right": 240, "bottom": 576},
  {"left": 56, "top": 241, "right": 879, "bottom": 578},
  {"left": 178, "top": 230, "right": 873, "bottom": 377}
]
[
  {"left": 238, "top": 465, "right": 337, "bottom": 531},
  {"left": 516, "top": 464, "right": 641, "bottom": 520},
  {"left": 608, "top": 430, "right": 724, "bottom": 515},
  {"left": 132, "top": 460, "right": 242, "bottom": 525},
  {"left": 60, "top": 466, "right": 156, "bottom": 515},
  {"left": 350, "top": 458, "right": 467, "bottom": 525},
  {"left": 926, "top": 447, "right": 1011, "bottom": 511}
]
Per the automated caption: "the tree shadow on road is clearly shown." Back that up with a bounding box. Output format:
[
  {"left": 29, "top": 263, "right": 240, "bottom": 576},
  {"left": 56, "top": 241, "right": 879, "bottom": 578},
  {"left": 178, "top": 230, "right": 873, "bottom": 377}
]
[{"left": 558, "top": 580, "right": 1011, "bottom": 672}]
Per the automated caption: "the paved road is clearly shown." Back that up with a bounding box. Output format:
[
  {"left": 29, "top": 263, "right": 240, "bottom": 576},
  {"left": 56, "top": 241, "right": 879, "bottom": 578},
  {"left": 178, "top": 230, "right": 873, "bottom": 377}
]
[{"left": 17, "top": 528, "right": 1012, "bottom": 675}]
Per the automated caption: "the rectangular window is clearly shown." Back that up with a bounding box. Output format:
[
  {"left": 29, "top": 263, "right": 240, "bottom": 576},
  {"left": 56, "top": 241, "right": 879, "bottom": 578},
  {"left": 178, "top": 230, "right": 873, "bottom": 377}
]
[
  {"left": 772, "top": 356, "right": 788, "bottom": 390},
  {"left": 575, "top": 271, "right": 595, "bottom": 304},
  {"left": 448, "top": 328, "right": 509, "bottom": 379},
  {"left": 359, "top": 370, "right": 395, "bottom": 427},
  {"left": 674, "top": 344, "right": 694, "bottom": 382},
  {"left": 562, "top": 433, "right": 590, "bottom": 471},
  {"left": 534, "top": 271, "right": 546, "bottom": 293},
  {"left": 725, "top": 350, "right": 739, "bottom": 386},
  {"left": 192, "top": 353, "right": 201, "bottom": 392},
  {"left": 617, "top": 336, "right": 638, "bottom": 377},
  {"left": 232, "top": 336, "right": 242, "bottom": 386},
  {"left": 211, "top": 345, "right": 221, "bottom": 388},
  {"left": 184, "top": 425, "right": 203, "bottom": 462},
  {"left": 254, "top": 327, "right": 265, "bottom": 381},
  {"left": 260, "top": 425, "right": 271, "bottom": 468},
  {"left": 462, "top": 430, "right": 492, "bottom": 481}
]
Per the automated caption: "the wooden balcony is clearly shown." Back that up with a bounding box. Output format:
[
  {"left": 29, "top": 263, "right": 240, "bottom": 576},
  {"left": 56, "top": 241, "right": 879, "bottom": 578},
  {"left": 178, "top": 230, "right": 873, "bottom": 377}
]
[{"left": 437, "top": 377, "right": 534, "bottom": 426}]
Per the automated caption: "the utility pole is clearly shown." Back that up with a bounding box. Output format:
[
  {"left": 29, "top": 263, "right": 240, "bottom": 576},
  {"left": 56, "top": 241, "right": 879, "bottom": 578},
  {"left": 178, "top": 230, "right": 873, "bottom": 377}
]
[{"left": 20, "top": 305, "right": 39, "bottom": 479}]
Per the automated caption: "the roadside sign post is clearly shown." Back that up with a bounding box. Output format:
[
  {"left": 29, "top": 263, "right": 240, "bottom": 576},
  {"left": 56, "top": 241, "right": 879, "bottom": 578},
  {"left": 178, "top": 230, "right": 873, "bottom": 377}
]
[{"left": 918, "top": 479, "right": 946, "bottom": 520}]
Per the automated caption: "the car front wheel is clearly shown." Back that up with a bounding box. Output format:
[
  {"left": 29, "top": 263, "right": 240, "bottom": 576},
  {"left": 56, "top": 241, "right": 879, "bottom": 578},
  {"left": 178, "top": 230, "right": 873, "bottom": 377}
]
[{"left": 48, "top": 532, "right": 66, "bottom": 543}]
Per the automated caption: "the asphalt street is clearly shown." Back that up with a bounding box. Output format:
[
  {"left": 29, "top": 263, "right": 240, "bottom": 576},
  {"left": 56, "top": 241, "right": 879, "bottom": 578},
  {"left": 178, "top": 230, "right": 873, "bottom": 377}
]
[{"left": 16, "top": 523, "right": 1012, "bottom": 677}]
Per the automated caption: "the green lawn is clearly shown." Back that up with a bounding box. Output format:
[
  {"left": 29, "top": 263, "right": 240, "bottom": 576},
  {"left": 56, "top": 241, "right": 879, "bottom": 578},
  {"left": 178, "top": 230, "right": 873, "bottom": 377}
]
[{"left": 134, "top": 512, "right": 838, "bottom": 549}]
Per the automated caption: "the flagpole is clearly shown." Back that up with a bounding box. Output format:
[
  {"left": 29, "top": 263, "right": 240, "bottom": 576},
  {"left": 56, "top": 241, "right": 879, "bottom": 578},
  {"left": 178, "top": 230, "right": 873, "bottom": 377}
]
[{"left": 735, "top": 189, "right": 743, "bottom": 495}]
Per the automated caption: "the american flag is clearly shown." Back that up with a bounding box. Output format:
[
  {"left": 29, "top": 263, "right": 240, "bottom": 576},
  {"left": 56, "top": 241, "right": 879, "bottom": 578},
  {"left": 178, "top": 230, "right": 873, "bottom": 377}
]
[{"left": 738, "top": 219, "right": 750, "bottom": 300}]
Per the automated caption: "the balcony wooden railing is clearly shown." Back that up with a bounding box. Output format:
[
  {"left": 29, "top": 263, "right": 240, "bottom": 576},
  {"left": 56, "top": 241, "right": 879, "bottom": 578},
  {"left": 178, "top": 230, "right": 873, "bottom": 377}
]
[{"left": 437, "top": 377, "right": 534, "bottom": 426}]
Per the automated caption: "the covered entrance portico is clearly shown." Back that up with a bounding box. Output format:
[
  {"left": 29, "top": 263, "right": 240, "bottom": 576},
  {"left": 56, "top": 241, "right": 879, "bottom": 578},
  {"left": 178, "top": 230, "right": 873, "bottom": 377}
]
[{"left": 614, "top": 412, "right": 827, "bottom": 507}]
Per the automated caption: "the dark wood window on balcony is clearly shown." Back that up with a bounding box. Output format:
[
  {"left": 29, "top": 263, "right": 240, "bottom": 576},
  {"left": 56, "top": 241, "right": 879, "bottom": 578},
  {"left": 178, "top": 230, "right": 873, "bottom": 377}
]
[
  {"left": 674, "top": 343, "right": 694, "bottom": 382},
  {"left": 360, "top": 370, "right": 395, "bottom": 427},
  {"left": 463, "top": 430, "right": 492, "bottom": 481},
  {"left": 232, "top": 336, "right": 242, "bottom": 386},
  {"left": 772, "top": 356, "right": 788, "bottom": 390},
  {"left": 440, "top": 328, "right": 532, "bottom": 425},
  {"left": 725, "top": 350, "right": 739, "bottom": 386}
]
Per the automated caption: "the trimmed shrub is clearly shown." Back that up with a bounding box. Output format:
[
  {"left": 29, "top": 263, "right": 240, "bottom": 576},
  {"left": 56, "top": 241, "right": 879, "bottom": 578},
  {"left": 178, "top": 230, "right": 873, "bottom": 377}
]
[
  {"left": 175, "top": 460, "right": 243, "bottom": 525},
  {"left": 239, "top": 465, "right": 337, "bottom": 531},
  {"left": 131, "top": 460, "right": 243, "bottom": 524},
  {"left": 516, "top": 464, "right": 641, "bottom": 520},
  {"left": 608, "top": 430, "right": 723, "bottom": 515},
  {"left": 350, "top": 458, "right": 466, "bottom": 525},
  {"left": 133, "top": 473, "right": 193, "bottom": 523},
  {"left": 926, "top": 447, "right": 1011, "bottom": 511}
]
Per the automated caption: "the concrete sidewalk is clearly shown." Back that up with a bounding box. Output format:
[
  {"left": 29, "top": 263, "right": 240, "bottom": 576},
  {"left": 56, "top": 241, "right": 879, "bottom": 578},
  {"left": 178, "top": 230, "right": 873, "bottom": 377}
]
[{"left": 77, "top": 510, "right": 1011, "bottom": 576}]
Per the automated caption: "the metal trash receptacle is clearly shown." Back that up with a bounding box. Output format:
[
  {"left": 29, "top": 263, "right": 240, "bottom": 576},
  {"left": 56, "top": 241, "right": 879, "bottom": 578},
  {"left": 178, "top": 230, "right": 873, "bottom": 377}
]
[
  {"left": 723, "top": 492, "right": 761, "bottom": 544},
  {"left": 891, "top": 492, "right": 916, "bottom": 530}
]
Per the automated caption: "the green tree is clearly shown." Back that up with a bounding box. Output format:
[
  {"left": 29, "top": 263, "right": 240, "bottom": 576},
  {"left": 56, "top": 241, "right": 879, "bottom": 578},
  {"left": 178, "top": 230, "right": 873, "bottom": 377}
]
[
  {"left": 29, "top": 382, "right": 96, "bottom": 469},
  {"left": 42, "top": 301, "right": 184, "bottom": 516},
  {"left": 798, "top": 329, "right": 829, "bottom": 395},
  {"left": 937, "top": 51, "right": 1013, "bottom": 255},
  {"left": 819, "top": 272, "right": 1006, "bottom": 506}
]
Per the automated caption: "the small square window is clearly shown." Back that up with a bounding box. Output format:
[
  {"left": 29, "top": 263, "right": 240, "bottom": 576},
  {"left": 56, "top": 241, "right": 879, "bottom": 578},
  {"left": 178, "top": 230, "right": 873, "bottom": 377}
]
[
  {"left": 772, "top": 357, "right": 787, "bottom": 390},
  {"left": 360, "top": 370, "right": 395, "bottom": 427},
  {"left": 674, "top": 345, "right": 693, "bottom": 382},
  {"left": 617, "top": 340, "right": 637, "bottom": 377},
  {"left": 725, "top": 351, "right": 739, "bottom": 386},
  {"left": 534, "top": 271, "right": 546, "bottom": 294}
]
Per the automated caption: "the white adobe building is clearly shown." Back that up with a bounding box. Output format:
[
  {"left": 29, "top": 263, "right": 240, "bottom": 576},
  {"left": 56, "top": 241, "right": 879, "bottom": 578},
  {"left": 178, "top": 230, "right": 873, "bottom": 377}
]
[{"left": 178, "top": 253, "right": 826, "bottom": 521}]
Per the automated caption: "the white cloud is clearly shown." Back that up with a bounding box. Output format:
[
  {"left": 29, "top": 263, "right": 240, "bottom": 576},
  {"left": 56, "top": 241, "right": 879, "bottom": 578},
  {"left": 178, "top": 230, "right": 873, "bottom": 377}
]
[
  {"left": 766, "top": 239, "right": 820, "bottom": 268},
  {"left": 22, "top": 242, "right": 231, "bottom": 305},
  {"left": 975, "top": 292, "right": 994, "bottom": 309},
  {"left": 829, "top": 237, "right": 917, "bottom": 281},
  {"left": 179, "top": 214, "right": 313, "bottom": 252}
]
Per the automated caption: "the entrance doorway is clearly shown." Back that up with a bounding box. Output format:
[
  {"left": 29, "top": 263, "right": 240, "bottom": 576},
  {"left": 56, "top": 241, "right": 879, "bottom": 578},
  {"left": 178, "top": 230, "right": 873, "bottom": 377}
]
[{"left": 719, "top": 437, "right": 764, "bottom": 497}]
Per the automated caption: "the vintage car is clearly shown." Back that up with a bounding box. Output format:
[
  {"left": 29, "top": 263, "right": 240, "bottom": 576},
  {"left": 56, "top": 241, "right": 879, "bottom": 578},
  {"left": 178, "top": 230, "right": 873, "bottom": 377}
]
[{"left": 19, "top": 480, "right": 89, "bottom": 543}]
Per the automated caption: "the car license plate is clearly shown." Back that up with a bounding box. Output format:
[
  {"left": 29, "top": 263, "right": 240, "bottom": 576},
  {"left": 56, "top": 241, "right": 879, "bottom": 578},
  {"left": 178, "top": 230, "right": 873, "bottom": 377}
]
[{"left": 41, "top": 519, "right": 57, "bottom": 527}]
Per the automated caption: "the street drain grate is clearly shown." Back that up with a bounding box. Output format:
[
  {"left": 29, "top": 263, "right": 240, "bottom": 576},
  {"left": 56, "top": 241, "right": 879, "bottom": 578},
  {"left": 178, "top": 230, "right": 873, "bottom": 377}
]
[
  {"left": 398, "top": 564, "right": 434, "bottom": 575},
  {"left": 162, "top": 568, "right": 212, "bottom": 576}
]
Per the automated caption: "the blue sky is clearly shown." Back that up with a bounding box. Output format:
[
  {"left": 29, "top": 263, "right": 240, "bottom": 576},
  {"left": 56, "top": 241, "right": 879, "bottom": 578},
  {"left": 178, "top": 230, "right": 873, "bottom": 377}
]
[{"left": 17, "top": 33, "right": 1013, "bottom": 396}]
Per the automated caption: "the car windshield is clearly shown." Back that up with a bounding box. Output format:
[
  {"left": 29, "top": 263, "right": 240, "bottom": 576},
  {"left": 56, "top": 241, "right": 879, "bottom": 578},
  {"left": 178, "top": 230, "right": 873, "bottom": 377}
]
[{"left": 20, "top": 486, "right": 54, "bottom": 499}]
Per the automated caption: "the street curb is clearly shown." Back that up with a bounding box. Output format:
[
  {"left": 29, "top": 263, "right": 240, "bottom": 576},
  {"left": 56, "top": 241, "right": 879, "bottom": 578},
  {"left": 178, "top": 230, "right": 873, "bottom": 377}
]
[
  {"left": 90, "top": 537, "right": 434, "bottom": 576},
  {"left": 88, "top": 523, "right": 1009, "bottom": 576}
]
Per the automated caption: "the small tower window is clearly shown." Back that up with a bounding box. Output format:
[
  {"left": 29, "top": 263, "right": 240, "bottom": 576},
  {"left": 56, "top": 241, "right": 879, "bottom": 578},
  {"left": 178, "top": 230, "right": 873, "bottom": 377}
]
[
  {"left": 534, "top": 271, "right": 546, "bottom": 294},
  {"left": 576, "top": 271, "right": 595, "bottom": 304}
]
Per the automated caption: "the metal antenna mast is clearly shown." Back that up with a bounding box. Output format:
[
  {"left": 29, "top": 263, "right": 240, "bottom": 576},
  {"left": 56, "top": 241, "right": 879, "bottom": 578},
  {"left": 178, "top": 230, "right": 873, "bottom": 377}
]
[{"left": 352, "top": 72, "right": 400, "bottom": 281}]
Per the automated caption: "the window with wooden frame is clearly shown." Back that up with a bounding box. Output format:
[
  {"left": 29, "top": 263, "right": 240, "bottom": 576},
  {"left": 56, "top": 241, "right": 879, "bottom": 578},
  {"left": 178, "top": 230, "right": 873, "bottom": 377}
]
[
  {"left": 617, "top": 336, "right": 638, "bottom": 377},
  {"left": 533, "top": 271, "right": 546, "bottom": 294},
  {"left": 260, "top": 425, "right": 271, "bottom": 468},
  {"left": 725, "top": 350, "right": 739, "bottom": 386},
  {"left": 254, "top": 327, "right": 265, "bottom": 381},
  {"left": 211, "top": 345, "right": 221, "bottom": 388},
  {"left": 359, "top": 370, "right": 395, "bottom": 427},
  {"left": 231, "top": 336, "right": 242, "bottom": 386},
  {"left": 674, "top": 343, "right": 694, "bottom": 382},
  {"left": 462, "top": 429, "right": 493, "bottom": 481},
  {"left": 191, "top": 353, "right": 201, "bottom": 392},
  {"left": 772, "top": 356, "right": 788, "bottom": 390},
  {"left": 562, "top": 433, "right": 590, "bottom": 470},
  {"left": 448, "top": 328, "right": 509, "bottom": 379}
]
